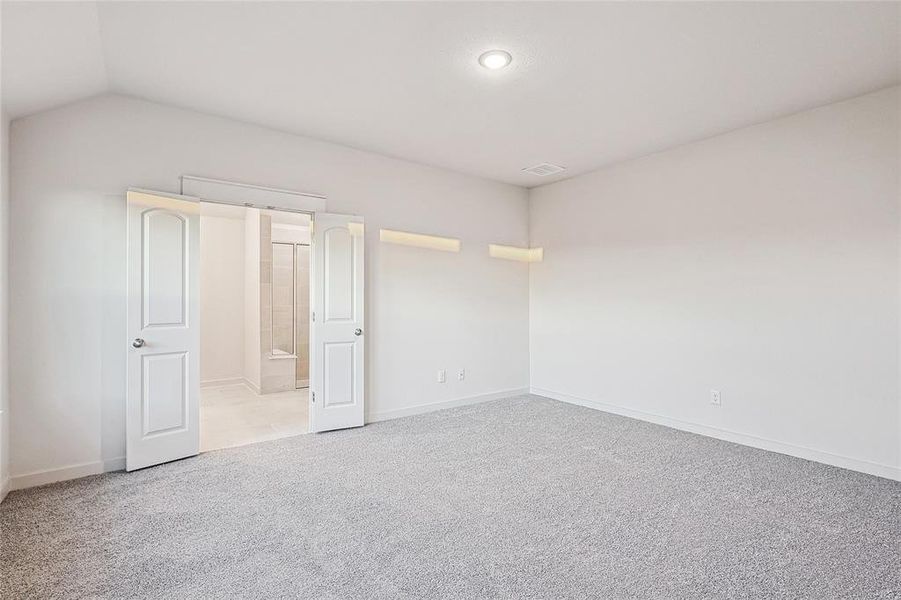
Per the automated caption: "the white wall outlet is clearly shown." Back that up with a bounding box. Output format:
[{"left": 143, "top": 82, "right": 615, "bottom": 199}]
[
  {"left": 437, "top": 370, "right": 446, "bottom": 383},
  {"left": 710, "top": 389, "right": 722, "bottom": 406},
  {"left": 457, "top": 369, "right": 465, "bottom": 381}
]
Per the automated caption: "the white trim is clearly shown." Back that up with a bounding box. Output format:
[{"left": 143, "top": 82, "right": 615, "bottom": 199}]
[
  {"left": 182, "top": 175, "right": 325, "bottom": 200},
  {"left": 531, "top": 387, "right": 901, "bottom": 482},
  {"left": 1, "top": 477, "right": 9, "bottom": 503},
  {"left": 200, "top": 377, "right": 245, "bottom": 388},
  {"left": 9, "top": 456, "right": 126, "bottom": 492},
  {"left": 367, "top": 388, "right": 529, "bottom": 423},
  {"left": 243, "top": 378, "right": 261, "bottom": 395},
  {"left": 103, "top": 456, "right": 126, "bottom": 472},
  {"left": 10, "top": 461, "right": 105, "bottom": 491},
  {"left": 181, "top": 175, "right": 326, "bottom": 213}
]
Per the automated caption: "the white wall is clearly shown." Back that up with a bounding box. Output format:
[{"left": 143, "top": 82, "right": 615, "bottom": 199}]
[
  {"left": 14, "top": 88, "right": 894, "bottom": 489},
  {"left": 8, "top": 95, "right": 529, "bottom": 485},
  {"left": 1, "top": 109, "right": 10, "bottom": 499},
  {"left": 530, "top": 87, "right": 901, "bottom": 479},
  {"left": 199, "top": 214, "right": 245, "bottom": 385}
]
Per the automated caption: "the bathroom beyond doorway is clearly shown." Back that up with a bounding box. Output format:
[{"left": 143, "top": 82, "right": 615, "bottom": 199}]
[{"left": 198, "top": 203, "right": 311, "bottom": 451}]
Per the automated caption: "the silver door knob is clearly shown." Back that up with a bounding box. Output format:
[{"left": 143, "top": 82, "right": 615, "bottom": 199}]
[
  {"left": 354, "top": 328, "right": 362, "bottom": 336},
  {"left": 132, "top": 338, "right": 145, "bottom": 348}
]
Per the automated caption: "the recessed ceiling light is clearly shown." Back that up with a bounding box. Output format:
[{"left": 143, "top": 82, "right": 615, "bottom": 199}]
[{"left": 478, "top": 50, "right": 512, "bottom": 70}]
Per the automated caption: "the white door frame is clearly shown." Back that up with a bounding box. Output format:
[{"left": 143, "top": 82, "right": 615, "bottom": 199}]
[
  {"left": 181, "top": 175, "right": 326, "bottom": 214},
  {"left": 127, "top": 179, "right": 367, "bottom": 470}
]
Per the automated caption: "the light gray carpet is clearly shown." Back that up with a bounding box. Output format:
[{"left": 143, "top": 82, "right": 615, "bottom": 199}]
[{"left": 2, "top": 395, "right": 900, "bottom": 599}]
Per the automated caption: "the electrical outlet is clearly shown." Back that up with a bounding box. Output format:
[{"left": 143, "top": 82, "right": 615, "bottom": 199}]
[
  {"left": 710, "top": 389, "right": 722, "bottom": 406},
  {"left": 457, "top": 369, "right": 465, "bottom": 381},
  {"left": 437, "top": 370, "right": 446, "bottom": 383}
]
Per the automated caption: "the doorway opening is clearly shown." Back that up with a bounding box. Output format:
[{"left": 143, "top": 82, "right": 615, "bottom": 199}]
[
  {"left": 198, "top": 202, "right": 312, "bottom": 452},
  {"left": 126, "top": 187, "right": 365, "bottom": 471}
]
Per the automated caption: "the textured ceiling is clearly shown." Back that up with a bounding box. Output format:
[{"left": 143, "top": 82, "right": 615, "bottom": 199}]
[{"left": 2, "top": 1, "right": 898, "bottom": 187}]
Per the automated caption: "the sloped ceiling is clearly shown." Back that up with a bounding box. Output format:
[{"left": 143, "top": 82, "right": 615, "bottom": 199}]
[{"left": 2, "top": 1, "right": 899, "bottom": 186}]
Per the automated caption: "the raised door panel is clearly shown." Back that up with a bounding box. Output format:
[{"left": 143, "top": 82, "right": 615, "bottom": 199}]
[
  {"left": 143, "top": 210, "right": 188, "bottom": 328},
  {"left": 142, "top": 352, "right": 189, "bottom": 436},
  {"left": 323, "top": 226, "right": 355, "bottom": 323},
  {"left": 324, "top": 342, "right": 355, "bottom": 407}
]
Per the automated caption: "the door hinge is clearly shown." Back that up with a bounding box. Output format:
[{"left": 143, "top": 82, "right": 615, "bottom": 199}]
[
  {"left": 312, "top": 391, "right": 316, "bottom": 403},
  {"left": 312, "top": 311, "right": 315, "bottom": 322}
]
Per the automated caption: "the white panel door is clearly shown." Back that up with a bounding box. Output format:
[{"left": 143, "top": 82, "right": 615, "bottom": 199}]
[
  {"left": 126, "top": 190, "right": 200, "bottom": 471},
  {"left": 310, "top": 214, "right": 365, "bottom": 432}
]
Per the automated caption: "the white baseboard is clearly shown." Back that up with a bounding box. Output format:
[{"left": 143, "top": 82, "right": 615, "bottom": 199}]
[
  {"left": 531, "top": 387, "right": 901, "bottom": 482},
  {"left": 8, "top": 455, "right": 124, "bottom": 492},
  {"left": 367, "top": 387, "right": 529, "bottom": 423},
  {"left": 10, "top": 460, "right": 107, "bottom": 491},
  {"left": 1, "top": 476, "right": 9, "bottom": 503},
  {"left": 243, "top": 378, "right": 261, "bottom": 394},
  {"left": 103, "top": 456, "right": 126, "bottom": 472},
  {"left": 200, "top": 377, "right": 245, "bottom": 388}
]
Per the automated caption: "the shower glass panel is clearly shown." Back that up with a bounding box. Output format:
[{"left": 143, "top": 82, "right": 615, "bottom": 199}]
[{"left": 271, "top": 243, "right": 295, "bottom": 355}]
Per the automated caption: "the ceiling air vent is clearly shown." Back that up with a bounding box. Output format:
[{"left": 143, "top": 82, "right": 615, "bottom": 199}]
[{"left": 522, "top": 163, "right": 566, "bottom": 177}]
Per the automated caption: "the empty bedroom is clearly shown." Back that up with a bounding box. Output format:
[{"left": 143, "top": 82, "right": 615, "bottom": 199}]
[{"left": 0, "top": 2, "right": 899, "bottom": 599}]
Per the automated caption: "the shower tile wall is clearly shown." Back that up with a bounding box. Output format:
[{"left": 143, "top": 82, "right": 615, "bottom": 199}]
[
  {"left": 259, "top": 215, "right": 295, "bottom": 393},
  {"left": 272, "top": 243, "right": 295, "bottom": 354}
]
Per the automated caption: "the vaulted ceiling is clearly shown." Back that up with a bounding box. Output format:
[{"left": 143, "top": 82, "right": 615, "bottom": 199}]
[{"left": 2, "top": 1, "right": 898, "bottom": 187}]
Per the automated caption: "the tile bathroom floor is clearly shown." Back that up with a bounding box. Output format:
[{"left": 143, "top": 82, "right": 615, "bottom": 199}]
[{"left": 201, "top": 383, "right": 309, "bottom": 452}]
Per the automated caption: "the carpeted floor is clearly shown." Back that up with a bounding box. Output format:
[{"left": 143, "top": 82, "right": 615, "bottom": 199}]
[{"left": 2, "top": 395, "right": 900, "bottom": 599}]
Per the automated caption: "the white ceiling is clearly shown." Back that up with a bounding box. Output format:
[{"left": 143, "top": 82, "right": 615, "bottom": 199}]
[{"left": 2, "top": 1, "right": 899, "bottom": 187}]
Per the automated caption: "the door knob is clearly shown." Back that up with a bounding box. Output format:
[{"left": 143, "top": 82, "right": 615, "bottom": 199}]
[
  {"left": 132, "top": 338, "right": 145, "bottom": 348},
  {"left": 354, "top": 328, "right": 362, "bottom": 336}
]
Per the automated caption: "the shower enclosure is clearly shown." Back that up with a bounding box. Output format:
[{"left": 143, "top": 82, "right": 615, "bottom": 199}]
[{"left": 270, "top": 241, "right": 310, "bottom": 389}]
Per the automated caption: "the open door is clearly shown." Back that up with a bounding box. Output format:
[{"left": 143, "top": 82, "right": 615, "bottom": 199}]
[
  {"left": 310, "top": 213, "right": 365, "bottom": 432},
  {"left": 126, "top": 190, "right": 200, "bottom": 471}
]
